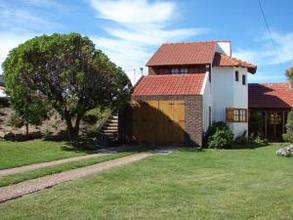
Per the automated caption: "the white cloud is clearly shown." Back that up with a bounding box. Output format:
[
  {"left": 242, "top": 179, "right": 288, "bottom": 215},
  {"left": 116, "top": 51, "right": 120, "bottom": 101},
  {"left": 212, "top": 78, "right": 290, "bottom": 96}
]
[
  {"left": 89, "top": 0, "right": 175, "bottom": 25},
  {"left": 234, "top": 32, "right": 293, "bottom": 65},
  {"left": 0, "top": 33, "right": 34, "bottom": 75},
  {"left": 89, "top": 0, "right": 207, "bottom": 83}
]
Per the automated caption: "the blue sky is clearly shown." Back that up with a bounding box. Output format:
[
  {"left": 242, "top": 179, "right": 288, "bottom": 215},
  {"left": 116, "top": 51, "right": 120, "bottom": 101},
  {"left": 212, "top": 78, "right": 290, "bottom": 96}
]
[{"left": 0, "top": 0, "right": 292, "bottom": 83}]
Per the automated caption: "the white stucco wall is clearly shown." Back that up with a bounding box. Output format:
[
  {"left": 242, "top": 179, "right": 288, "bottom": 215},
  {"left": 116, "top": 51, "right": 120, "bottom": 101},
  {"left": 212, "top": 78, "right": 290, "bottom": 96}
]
[
  {"left": 0, "top": 87, "right": 6, "bottom": 98},
  {"left": 201, "top": 69, "right": 213, "bottom": 133},
  {"left": 215, "top": 41, "right": 231, "bottom": 56},
  {"left": 211, "top": 67, "right": 248, "bottom": 138}
]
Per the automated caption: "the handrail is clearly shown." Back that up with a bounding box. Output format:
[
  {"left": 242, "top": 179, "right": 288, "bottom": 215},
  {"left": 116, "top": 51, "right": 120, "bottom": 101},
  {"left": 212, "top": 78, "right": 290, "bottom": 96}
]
[{"left": 96, "top": 109, "right": 115, "bottom": 131}]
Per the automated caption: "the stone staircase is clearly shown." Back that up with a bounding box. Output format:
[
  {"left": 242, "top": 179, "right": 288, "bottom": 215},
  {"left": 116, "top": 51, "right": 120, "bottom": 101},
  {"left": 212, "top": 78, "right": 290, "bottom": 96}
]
[{"left": 100, "top": 114, "right": 119, "bottom": 144}]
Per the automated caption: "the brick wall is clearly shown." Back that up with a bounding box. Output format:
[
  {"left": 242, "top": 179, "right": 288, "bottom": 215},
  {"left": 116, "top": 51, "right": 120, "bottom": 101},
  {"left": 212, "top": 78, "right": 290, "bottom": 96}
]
[{"left": 131, "top": 95, "right": 203, "bottom": 146}]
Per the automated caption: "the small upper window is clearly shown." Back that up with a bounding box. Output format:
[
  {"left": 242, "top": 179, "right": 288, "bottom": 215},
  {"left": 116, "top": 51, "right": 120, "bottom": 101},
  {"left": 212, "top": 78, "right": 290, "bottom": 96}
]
[
  {"left": 171, "top": 68, "right": 179, "bottom": 74},
  {"left": 180, "top": 68, "right": 188, "bottom": 74},
  {"left": 242, "top": 74, "right": 246, "bottom": 85},
  {"left": 235, "top": 71, "right": 239, "bottom": 81}
]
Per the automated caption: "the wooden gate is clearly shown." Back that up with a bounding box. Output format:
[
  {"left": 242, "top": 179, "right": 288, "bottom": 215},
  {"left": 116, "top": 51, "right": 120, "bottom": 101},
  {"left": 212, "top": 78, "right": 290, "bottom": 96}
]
[{"left": 131, "top": 100, "right": 185, "bottom": 145}]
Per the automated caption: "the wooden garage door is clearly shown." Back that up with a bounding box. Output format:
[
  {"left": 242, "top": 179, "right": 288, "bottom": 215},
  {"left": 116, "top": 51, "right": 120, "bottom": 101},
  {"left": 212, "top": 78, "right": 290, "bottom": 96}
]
[{"left": 131, "top": 100, "right": 185, "bottom": 145}]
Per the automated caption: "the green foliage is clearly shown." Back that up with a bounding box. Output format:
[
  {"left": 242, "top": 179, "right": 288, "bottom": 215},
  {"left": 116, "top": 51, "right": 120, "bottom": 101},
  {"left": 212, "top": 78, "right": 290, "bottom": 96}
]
[
  {"left": 83, "top": 107, "right": 109, "bottom": 125},
  {"left": 283, "top": 110, "right": 293, "bottom": 142},
  {"left": 252, "top": 135, "right": 268, "bottom": 145},
  {"left": 207, "top": 122, "right": 234, "bottom": 148},
  {"left": 2, "top": 33, "right": 132, "bottom": 140},
  {"left": 282, "top": 133, "right": 290, "bottom": 142},
  {"left": 286, "top": 67, "right": 293, "bottom": 81}
]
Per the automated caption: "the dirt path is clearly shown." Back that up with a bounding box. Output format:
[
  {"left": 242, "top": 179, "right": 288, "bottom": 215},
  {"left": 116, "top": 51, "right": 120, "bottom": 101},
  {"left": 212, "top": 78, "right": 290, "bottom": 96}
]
[
  {"left": 0, "top": 153, "right": 153, "bottom": 203},
  {"left": 0, "top": 153, "right": 109, "bottom": 176}
]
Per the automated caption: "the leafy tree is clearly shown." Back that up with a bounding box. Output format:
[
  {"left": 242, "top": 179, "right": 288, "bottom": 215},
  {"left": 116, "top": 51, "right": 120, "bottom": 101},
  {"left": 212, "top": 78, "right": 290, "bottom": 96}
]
[
  {"left": 283, "top": 110, "right": 293, "bottom": 142},
  {"left": 286, "top": 67, "right": 293, "bottom": 81},
  {"left": 283, "top": 67, "right": 293, "bottom": 142},
  {"left": 3, "top": 33, "right": 131, "bottom": 140}
]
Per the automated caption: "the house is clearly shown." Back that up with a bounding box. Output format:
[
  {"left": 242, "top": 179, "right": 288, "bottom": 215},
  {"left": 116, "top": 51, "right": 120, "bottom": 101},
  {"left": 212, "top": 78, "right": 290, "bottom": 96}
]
[
  {"left": 248, "top": 83, "right": 293, "bottom": 141},
  {"left": 0, "top": 75, "right": 3, "bottom": 87},
  {"left": 0, "top": 75, "right": 8, "bottom": 105},
  {"left": 128, "top": 41, "right": 257, "bottom": 146}
]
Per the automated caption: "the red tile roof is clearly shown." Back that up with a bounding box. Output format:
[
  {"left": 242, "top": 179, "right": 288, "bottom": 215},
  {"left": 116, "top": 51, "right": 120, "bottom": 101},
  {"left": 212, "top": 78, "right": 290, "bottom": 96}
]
[
  {"left": 249, "top": 83, "right": 293, "bottom": 108},
  {"left": 146, "top": 41, "right": 217, "bottom": 66},
  {"left": 213, "top": 53, "right": 257, "bottom": 74},
  {"left": 132, "top": 73, "right": 205, "bottom": 96}
]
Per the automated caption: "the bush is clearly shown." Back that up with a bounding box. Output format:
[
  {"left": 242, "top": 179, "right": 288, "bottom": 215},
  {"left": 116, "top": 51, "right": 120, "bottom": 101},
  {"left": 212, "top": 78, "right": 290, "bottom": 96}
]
[
  {"left": 7, "top": 112, "right": 24, "bottom": 128},
  {"left": 83, "top": 108, "right": 105, "bottom": 125},
  {"left": 283, "top": 110, "right": 293, "bottom": 143},
  {"left": 248, "top": 134, "right": 268, "bottom": 145},
  {"left": 282, "top": 133, "right": 289, "bottom": 142},
  {"left": 207, "top": 122, "right": 233, "bottom": 148}
]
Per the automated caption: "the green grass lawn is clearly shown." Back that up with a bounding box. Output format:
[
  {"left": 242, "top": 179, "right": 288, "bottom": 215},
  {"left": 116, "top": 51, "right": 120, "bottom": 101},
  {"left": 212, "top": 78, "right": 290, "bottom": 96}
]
[
  {"left": 0, "top": 144, "right": 292, "bottom": 220},
  {"left": 0, "top": 152, "right": 131, "bottom": 187},
  {"left": 0, "top": 140, "right": 94, "bottom": 169}
]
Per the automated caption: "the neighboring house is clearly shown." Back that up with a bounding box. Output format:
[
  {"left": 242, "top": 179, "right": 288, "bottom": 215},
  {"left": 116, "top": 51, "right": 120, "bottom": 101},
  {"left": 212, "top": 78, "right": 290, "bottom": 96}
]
[
  {"left": 248, "top": 83, "right": 293, "bottom": 141},
  {"left": 0, "top": 75, "right": 4, "bottom": 87},
  {"left": 128, "top": 41, "right": 257, "bottom": 146},
  {"left": 0, "top": 86, "right": 5, "bottom": 98},
  {"left": 0, "top": 75, "right": 8, "bottom": 100}
]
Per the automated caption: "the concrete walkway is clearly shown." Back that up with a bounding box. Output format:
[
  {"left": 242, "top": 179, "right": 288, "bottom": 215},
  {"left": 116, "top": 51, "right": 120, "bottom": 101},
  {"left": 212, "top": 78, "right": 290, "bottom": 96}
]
[
  {"left": 0, "top": 153, "right": 153, "bottom": 203},
  {"left": 0, "top": 153, "right": 108, "bottom": 176}
]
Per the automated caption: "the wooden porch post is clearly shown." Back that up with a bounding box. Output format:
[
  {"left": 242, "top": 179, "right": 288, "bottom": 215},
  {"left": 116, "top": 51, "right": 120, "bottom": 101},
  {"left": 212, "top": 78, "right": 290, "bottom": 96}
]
[
  {"left": 282, "top": 111, "right": 286, "bottom": 134},
  {"left": 264, "top": 111, "right": 268, "bottom": 139}
]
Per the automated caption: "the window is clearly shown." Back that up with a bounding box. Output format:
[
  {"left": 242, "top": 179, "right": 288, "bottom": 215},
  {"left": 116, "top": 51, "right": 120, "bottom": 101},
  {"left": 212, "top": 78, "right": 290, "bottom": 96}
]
[
  {"left": 180, "top": 68, "right": 188, "bottom": 74},
  {"left": 235, "top": 71, "right": 239, "bottom": 81},
  {"left": 269, "top": 113, "right": 282, "bottom": 125},
  {"left": 171, "top": 68, "right": 179, "bottom": 74},
  {"left": 242, "top": 74, "right": 246, "bottom": 85},
  {"left": 226, "top": 108, "right": 247, "bottom": 122},
  {"left": 208, "top": 106, "right": 212, "bottom": 127}
]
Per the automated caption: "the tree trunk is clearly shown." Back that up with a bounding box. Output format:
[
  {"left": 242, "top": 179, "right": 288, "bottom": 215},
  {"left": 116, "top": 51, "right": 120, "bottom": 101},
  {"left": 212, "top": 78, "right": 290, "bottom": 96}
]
[
  {"left": 25, "top": 123, "right": 29, "bottom": 136},
  {"left": 73, "top": 115, "right": 82, "bottom": 139},
  {"left": 64, "top": 111, "right": 76, "bottom": 141},
  {"left": 64, "top": 111, "right": 82, "bottom": 142}
]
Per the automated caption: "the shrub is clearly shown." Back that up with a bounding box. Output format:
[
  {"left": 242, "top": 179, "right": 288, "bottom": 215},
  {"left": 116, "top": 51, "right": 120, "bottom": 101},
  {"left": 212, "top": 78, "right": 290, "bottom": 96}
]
[
  {"left": 283, "top": 110, "right": 293, "bottom": 143},
  {"left": 83, "top": 107, "right": 110, "bottom": 125},
  {"left": 207, "top": 122, "right": 233, "bottom": 148},
  {"left": 7, "top": 112, "right": 24, "bottom": 128},
  {"left": 248, "top": 134, "right": 268, "bottom": 145},
  {"left": 282, "top": 133, "right": 289, "bottom": 142}
]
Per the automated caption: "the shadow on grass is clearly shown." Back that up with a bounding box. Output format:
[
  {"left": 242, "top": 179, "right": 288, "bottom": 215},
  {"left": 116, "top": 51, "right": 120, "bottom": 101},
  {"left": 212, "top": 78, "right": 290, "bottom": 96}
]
[{"left": 229, "top": 143, "right": 269, "bottom": 149}]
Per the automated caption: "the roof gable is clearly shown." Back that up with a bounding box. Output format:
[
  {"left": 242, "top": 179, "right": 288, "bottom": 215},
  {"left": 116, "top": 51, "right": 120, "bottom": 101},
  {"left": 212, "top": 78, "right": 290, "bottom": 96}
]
[
  {"left": 249, "top": 83, "right": 293, "bottom": 108},
  {"left": 132, "top": 73, "right": 205, "bottom": 96},
  {"left": 213, "top": 53, "right": 257, "bottom": 74},
  {"left": 146, "top": 41, "right": 217, "bottom": 66}
]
